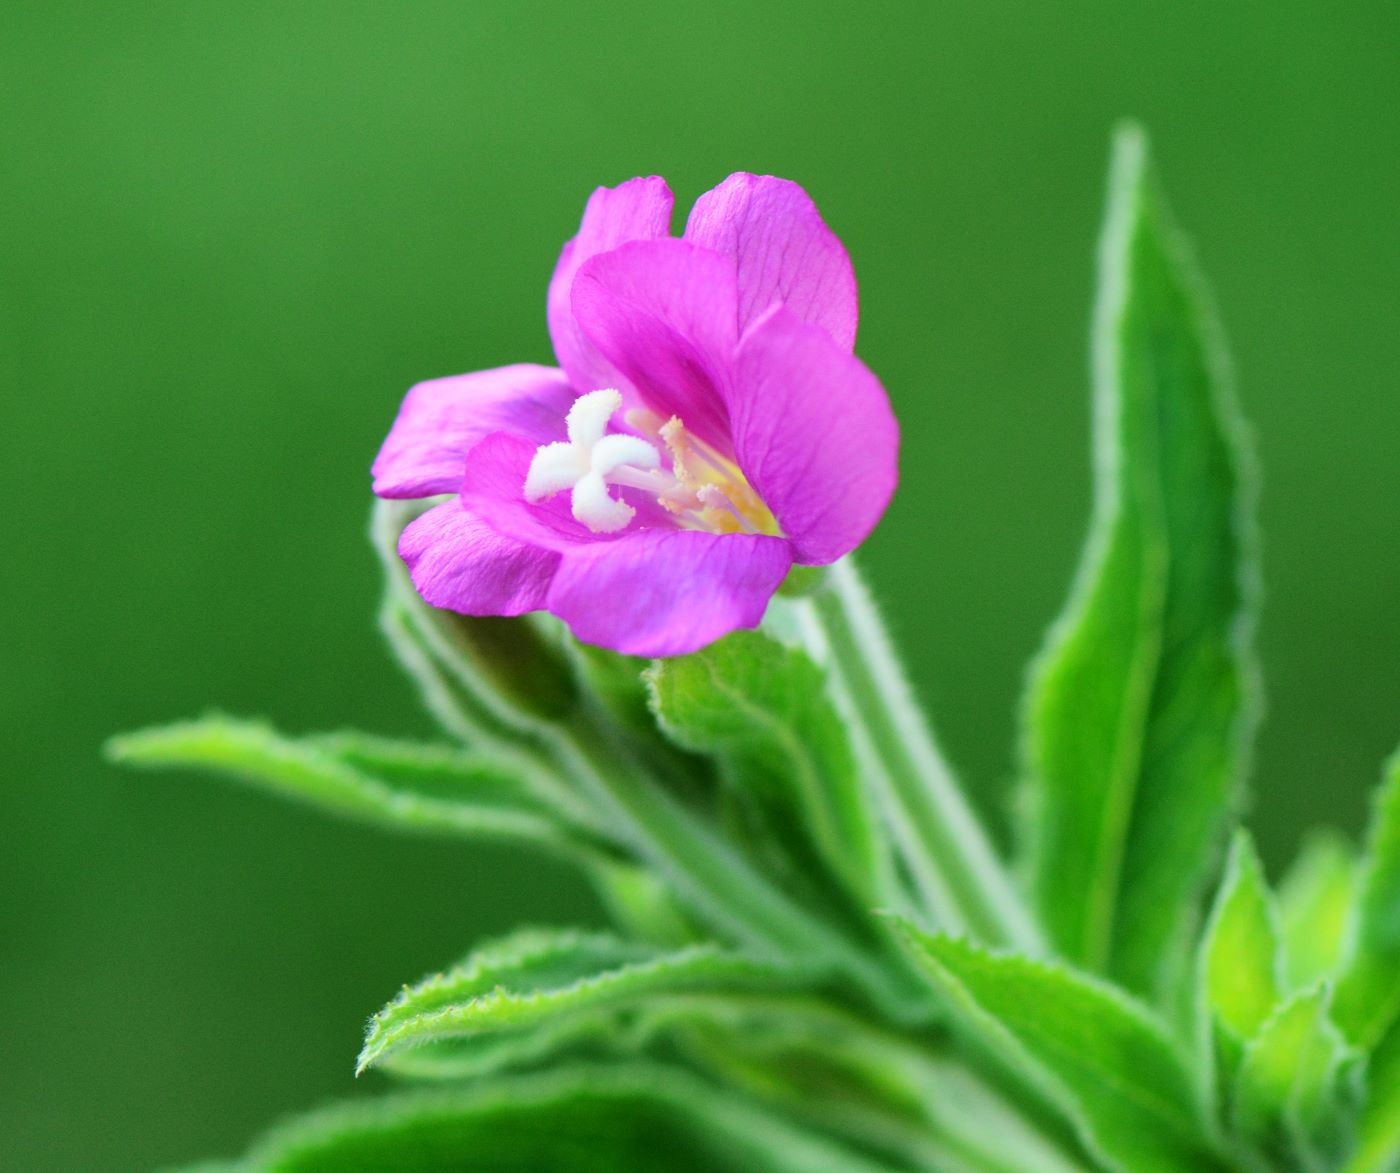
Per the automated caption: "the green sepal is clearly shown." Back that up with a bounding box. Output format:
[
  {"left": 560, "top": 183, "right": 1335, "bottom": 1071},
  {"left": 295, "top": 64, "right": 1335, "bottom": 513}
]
[
  {"left": 776, "top": 563, "right": 828, "bottom": 598},
  {"left": 896, "top": 921, "right": 1227, "bottom": 1173},
  {"left": 1019, "top": 123, "right": 1259, "bottom": 999},
  {"left": 372, "top": 499, "right": 576, "bottom": 734}
]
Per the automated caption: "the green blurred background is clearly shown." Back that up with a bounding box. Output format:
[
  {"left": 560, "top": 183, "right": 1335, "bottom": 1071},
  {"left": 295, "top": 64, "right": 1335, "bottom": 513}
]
[{"left": 3, "top": 2, "right": 1398, "bottom": 1169}]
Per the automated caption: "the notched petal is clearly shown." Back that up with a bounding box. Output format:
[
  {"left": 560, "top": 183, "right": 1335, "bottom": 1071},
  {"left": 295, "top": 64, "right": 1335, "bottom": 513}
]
[
  {"left": 547, "top": 177, "right": 675, "bottom": 393},
  {"left": 571, "top": 239, "right": 741, "bottom": 455},
  {"left": 685, "top": 173, "right": 858, "bottom": 351}
]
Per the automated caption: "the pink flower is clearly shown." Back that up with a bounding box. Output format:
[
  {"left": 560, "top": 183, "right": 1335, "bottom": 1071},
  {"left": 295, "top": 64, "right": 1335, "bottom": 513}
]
[{"left": 373, "top": 174, "right": 898, "bottom": 657}]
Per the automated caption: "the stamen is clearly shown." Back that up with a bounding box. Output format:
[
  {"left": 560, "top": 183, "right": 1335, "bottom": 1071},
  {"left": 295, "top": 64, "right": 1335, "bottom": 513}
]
[
  {"left": 523, "top": 390, "right": 780, "bottom": 539},
  {"left": 696, "top": 485, "right": 759, "bottom": 534}
]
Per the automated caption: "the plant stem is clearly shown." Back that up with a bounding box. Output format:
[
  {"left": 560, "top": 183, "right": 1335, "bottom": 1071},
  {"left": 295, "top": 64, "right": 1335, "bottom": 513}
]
[
  {"left": 553, "top": 708, "right": 921, "bottom": 1015},
  {"left": 798, "top": 558, "right": 1041, "bottom": 951}
]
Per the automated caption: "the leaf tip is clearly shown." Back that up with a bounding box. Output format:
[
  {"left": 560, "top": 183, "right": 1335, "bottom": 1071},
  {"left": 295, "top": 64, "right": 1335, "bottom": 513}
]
[
  {"left": 102, "top": 722, "right": 189, "bottom": 767},
  {"left": 354, "top": 1040, "right": 379, "bottom": 1078},
  {"left": 102, "top": 731, "right": 139, "bottom": 764},
  {"left": 1110, "top": 118, "right": 1149, "bottom": 167},
  {"left": 1223, "top": 827, "right": 1266, "bottom": 883}
]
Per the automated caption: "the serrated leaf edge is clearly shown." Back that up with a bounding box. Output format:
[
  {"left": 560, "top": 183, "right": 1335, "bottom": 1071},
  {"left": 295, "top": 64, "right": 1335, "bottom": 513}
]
[{"left": 358, "top": 942, "right": 801, "bottom": 1075}]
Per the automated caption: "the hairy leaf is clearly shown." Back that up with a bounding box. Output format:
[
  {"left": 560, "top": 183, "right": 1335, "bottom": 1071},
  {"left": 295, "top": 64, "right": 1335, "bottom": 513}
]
[
  {"left": 107, "top": 716, "right": 615, "bottom": 861},
  {"left": 359, "top": 930, "right": 809, "bottom": 1078},
  {"left": 1020, "top": 123, "right": 1259, "bottom": 996},
  {"left": 649, "top": 628, "right": 883, "bottom": 907},
  {"left": 1199, "top": 831, "right": 1283, "bottom": 1078},
  {"left": 1348, "top": 1022, "right": 1400, "bottom": 1173},
  {"left": 1336, "top": 752, "right": 1400, "bottom": 1050},
  {"left": 1280, "top": 832, "right": 1359, "bottom": 990},
  {"left": 691, "top": 1017, "right": 1092, "bottom": 1173},
  {"left": 1232, "top": 985, "right": 1364, "bottom": 1171},
  {"left": 362, "top": 930, "right": 1070, "bottom": 1170},
  {"left": 897, "top": 923, "right": 1226, "bottom": 1173},
  {"left": 360, "top": 926, "right": 654, "bottom": 1078},
  {"left": 209, "top": 1064, "right": 900, "bottom": 1172}
]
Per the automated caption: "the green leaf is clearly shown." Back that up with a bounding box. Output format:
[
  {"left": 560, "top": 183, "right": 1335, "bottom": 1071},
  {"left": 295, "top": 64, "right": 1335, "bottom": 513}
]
[
  {"left": 107, "top": 715, "right": 617, "bottom": 862},
  {"left": 359, "top": 930, "right": 809, "bottom": 1078},
  {"left": 1347, "top": 1021, "right": 1400, "bottom": 1173},
  {"left": 223, "top": 1063, "right": 901, "bottom": 1172},
  {"left": 1199, "top": 831, "right": 1283, "bottom": 1073},
  {"left": 1232, "top": 985, "right": 1365, "bottom": 1171},
  {"left": 362, "top": 930, "right": 1068, "bottom": 1171},
  {"left": 359, "top": 927, "right": 655, "bottom": 1078},
  {"left": 1020, "top": 123, "right": 1259, "bottom": 996},
  {"left": 689, "top": 1010, "right": 1092, "bottom": 1173},
  {"left": 1336, "top": 751, "right": 1400, "bottom": 1050},
  {"left": 897, "top": 922, "right": 1226, "bottom": 1173},
  {"left": 648, "top": 628, "right": 884, "bottom": 908},
  {"left": 1280, "top": 831, "right": 1359, "bottom": 990}
]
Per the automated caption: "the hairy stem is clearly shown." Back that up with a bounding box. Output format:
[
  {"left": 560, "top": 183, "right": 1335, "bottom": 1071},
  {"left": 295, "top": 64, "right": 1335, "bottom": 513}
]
[
  {"left": 552, "top": 708, "right": 922, "bottom": 1015},
  {"left": 798, "top": 559, "right": 1040, "bottom": 951}
]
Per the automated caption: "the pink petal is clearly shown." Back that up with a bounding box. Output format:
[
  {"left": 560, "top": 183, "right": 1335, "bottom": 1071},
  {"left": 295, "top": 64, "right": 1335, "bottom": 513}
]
[
  {"left": 372, "top": 365, "right": 574, "bottom": 499},
  {"left": 729, "top": 307, "right": 898, "bottom": 565},
  {"left": 547, "top": 529, "right": 792, "bottom": 657},
  {"left": 685, "top": 173, "right": 858, "bottom": 352},
  {"left": 398, "top": 500, "right": 559, "bottom": 616},
  {"left": 460, "top": 432, "right": 598, "bottom": 549},
  {"left": 571, "top": 239, "right": 740, "bottom": 454},
  {"left": 546, "top": 177, "right": 674, "bottom": 393}
]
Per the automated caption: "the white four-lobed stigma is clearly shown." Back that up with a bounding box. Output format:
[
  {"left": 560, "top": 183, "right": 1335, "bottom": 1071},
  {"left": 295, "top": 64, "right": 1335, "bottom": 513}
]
[{"left": 523, "top": 389, "right": 662, "bottom": 533}]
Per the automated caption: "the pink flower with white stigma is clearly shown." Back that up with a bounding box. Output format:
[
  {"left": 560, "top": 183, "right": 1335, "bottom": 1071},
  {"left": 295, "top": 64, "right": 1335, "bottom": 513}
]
[{"left": 372, "top": 174, "right": 898, "bottom": 657}]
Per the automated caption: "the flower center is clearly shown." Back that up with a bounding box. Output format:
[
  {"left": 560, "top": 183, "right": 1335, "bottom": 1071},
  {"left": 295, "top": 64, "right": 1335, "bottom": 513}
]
[{"left": 522, "top": 388, "right": 778, "bottom": 537}]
